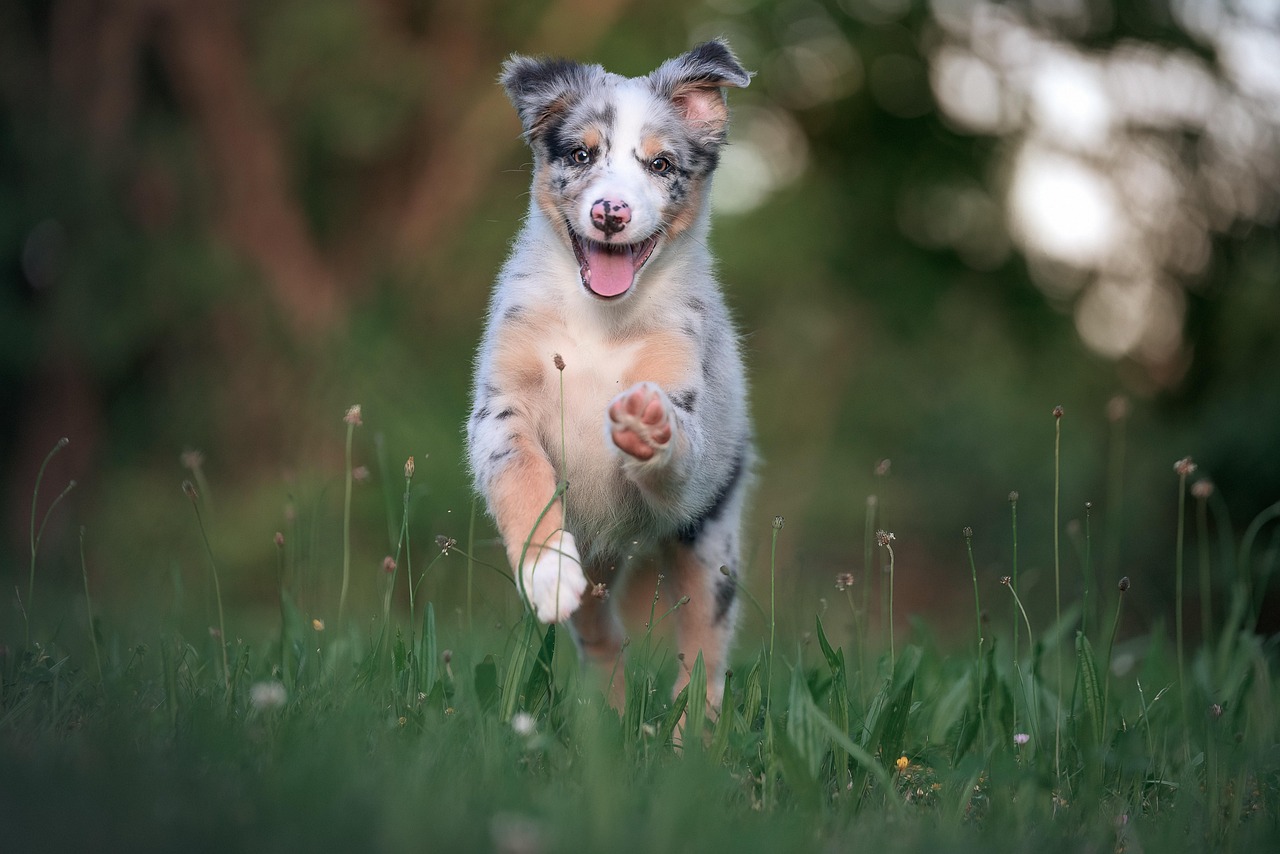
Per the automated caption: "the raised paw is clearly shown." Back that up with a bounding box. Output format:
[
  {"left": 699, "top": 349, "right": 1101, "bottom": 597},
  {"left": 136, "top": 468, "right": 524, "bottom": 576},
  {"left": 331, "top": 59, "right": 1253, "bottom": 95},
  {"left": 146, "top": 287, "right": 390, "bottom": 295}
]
[
  {"left": 608, "top": 381, "right": 674, "bottom": 462},
  {"left": 521, "top": 531, "right": 589, "bottom": 623}
]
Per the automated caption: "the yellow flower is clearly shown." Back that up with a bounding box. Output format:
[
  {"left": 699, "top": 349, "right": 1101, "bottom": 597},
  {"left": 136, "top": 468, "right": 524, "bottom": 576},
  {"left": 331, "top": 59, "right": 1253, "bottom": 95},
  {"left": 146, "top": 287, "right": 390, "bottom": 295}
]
[{"left": 896, "top": 755, "right": 909, "bottom": 772}]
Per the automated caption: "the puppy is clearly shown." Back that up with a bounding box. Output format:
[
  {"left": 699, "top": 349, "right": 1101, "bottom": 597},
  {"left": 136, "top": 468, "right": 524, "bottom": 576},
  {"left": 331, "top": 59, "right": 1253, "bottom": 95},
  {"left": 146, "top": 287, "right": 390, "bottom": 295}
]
[{"left": 467, "top": 40, "right": 753, "bottom": 709}]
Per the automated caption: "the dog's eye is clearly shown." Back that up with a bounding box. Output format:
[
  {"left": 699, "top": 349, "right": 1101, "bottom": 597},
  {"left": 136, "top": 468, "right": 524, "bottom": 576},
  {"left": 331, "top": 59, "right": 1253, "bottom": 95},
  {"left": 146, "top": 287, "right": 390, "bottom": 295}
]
[
  {"left": 648, "top": 156, "right": 673, "bottom": 175},
  {"left": 570, "top": 148, "right": 592, "bottom": 165}
]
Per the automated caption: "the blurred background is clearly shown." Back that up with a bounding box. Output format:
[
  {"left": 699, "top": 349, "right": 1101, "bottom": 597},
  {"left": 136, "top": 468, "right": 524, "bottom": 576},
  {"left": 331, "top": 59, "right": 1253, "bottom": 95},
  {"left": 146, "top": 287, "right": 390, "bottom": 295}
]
[{"left": 3, "top": 0, "right": 1278, "bottom": 647}]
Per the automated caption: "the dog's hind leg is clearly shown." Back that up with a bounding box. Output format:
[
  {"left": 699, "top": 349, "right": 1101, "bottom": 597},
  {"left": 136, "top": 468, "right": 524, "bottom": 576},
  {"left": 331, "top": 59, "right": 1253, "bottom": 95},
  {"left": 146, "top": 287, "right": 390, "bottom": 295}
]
[
  {"left": 668, "top": 521, "right": 742, "bottom": 714},
  {"left": 567, "top": 578, "right": 627, "bottom": 710}
]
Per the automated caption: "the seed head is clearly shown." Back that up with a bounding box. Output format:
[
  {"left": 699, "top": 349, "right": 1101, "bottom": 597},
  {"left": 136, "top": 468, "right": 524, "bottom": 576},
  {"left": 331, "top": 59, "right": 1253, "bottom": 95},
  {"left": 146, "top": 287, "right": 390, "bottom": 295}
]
[
  {"left": 772, "top": 515, "right": 785, "bottom": 530},
  {"left": 1191, "top": 479, "right": 1214, "bottom": 500},
  {"left": 344, "top": 404, "right": 363, "bottom": 426},
  {"left": 435, "top": 534, "right": 456, "bottom": 555},
  {"left": 1118, "top": 576, "right": 1130, "bottom": 592},
  {"left": 511, "top": 711, "right": 536, "bottom": 736},
  {"left": 875, "top": 530, "right": 895, "bottom": 548},
  {"left": 352, "top": 466, "right": 370, "bottom": 482},
  {"left": 250, "top": 681, "right": 287, "bottom": 711},
  {"left": 591, "top": 582, "right": 609, "bottom": 600},
  {"left": 1174, "top": 456, "right": 1196, "bottom": 477},
  {"left": 835, "top": 572, "right": 855, "bottom": 591},
  {"left": 1209, "top": 703, "right": 1223, "bottom": 719},
  {"left": 1000, "top": 576, "right": 1011, "bottom": 586},
  {"left": 875, "top": 459, "right": 891, "bottom": 477},
  {"left": 442, "top": 649, "right": 452, "bottom": 664},
  {"left": 1052, "top": 405, "right": 1064, "bottom": 419},
  {"left": 181, "top": 480, "right": 198, "bottom": 501},
  {"left": 553, "top": 353, "right": 565, "bottom": 371},
  {"left": 383, "top": 556, "right": 397, "bottom": 574},
  {"left": 274, "top": 531, "right": 285, "bottom": 549},
  {"left": 962, "top": 526, "right": 973, "bottom": 540},
  {"left": 180, "top": 449, "right": 204, "bottom": 471},
  {"left": 404, "top": 456, "right": 415, "bottom": 479},
  {"left": 1008, "top": 491, "right": 1019, "bottom": 503}
]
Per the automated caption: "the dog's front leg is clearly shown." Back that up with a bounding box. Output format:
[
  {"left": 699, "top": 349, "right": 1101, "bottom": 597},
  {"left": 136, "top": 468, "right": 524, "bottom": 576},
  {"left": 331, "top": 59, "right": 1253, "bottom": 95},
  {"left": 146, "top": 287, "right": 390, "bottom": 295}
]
[
  {"left": 606, "top": 381, "right": 692, "bottom": 500},
  {"left": 474, "top": 422, "right": 588, "bottom": 623}
]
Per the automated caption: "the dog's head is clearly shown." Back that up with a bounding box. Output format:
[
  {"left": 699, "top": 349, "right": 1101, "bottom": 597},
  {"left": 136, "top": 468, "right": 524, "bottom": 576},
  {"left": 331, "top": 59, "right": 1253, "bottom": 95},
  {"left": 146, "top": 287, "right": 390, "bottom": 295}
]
[{"left": 501, "top": 41, "right": 751, "bottom": 300}]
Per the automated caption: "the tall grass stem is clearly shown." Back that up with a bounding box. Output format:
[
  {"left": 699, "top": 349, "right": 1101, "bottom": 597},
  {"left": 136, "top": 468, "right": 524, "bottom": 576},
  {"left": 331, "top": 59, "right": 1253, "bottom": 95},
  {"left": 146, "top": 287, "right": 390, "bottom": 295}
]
[
  {"left": 1052, "top": 407, "right": 1063, "bottom": 784},
  {"left": 339, "top": 411, "right": 358, "bottom": 625},
  {"left": 1009, "top": 492, "right": 1019, "bottom": 667},
  {"left": 1102, "top": 577, "right": 1129, "bottom": 730},
  {"left": 1195, "top": 488, "right": 1212, "bottom": 643},
  {"left": 1174, "top": 461, "right": 1191, "bottom": 760},
  {"left": 79, "top": 526, "right": 104, "bottom": 686},
  {"left": 27, "top": 437, "right": 72, "bottom": 643},
  {"left": 964, "top": 528, "right": 985, "bottom": 752},
  {"left": 767, "top": 517, "right": 782, "bottom": 722},
  {"left": 185, "top": 481, "right": 230, "bottom": 697}
]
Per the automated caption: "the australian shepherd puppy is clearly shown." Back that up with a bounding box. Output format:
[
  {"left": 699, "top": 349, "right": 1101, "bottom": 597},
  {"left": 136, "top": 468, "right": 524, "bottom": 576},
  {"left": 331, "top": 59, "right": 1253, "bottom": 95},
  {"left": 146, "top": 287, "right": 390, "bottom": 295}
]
[{"left": 467, "top": 40, "right": 753, "bottom": 709}]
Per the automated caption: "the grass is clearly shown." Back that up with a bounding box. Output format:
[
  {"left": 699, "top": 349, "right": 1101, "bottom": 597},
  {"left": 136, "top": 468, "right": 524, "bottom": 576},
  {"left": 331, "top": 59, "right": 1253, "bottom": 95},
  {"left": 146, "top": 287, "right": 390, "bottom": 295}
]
[{"left": 4, "top": 414, "right": 1280, "bottom": 854}]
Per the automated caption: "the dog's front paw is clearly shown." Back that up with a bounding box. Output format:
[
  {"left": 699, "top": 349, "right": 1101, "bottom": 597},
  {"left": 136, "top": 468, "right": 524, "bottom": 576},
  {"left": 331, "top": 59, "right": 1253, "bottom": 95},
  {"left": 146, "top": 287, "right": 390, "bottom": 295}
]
[
  {"left": 608, "top": 381, "right": 674, "bottom": 462},
  {"left": 521, "top": 531, "right": 588, "bottom": 623}
]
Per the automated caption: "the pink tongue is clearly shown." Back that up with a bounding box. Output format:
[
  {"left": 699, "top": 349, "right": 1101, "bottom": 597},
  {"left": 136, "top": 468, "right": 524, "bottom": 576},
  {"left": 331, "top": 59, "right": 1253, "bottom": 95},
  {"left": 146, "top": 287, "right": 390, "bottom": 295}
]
[{"left": 586, "top": 244, "right": 636, "bottom": 297}]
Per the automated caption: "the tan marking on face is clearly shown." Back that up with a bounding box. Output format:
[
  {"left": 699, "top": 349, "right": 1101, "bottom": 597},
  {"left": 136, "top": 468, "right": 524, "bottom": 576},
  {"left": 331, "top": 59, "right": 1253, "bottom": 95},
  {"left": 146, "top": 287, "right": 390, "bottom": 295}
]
[
  {"left": 533, "top": 169, "right": 563, "bottom": 229},
  {"left": 640, "top": 134, "right": 667, "bottom": 161},
  {"left": 581, "top": 126, "right": 602, "bottom": 152},
  {"left": 622, "top": 329, "right": 696, "bottom": 390},
  {"left": 664, "top": 178, "right": 708, "bottom": 241},
  {"left": 489, "top": 433, "right": 565, "bottom": 571}
]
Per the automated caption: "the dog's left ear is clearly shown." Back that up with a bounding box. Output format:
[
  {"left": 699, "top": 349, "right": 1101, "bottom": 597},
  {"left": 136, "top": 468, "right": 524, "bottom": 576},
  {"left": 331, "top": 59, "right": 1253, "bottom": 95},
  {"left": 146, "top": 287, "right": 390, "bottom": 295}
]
[
  {"left": 650, "top": 40, "right": 752, "bottom": 146},
  {"left": 501, "top": 55, "right": 595, "bottom": 144}
]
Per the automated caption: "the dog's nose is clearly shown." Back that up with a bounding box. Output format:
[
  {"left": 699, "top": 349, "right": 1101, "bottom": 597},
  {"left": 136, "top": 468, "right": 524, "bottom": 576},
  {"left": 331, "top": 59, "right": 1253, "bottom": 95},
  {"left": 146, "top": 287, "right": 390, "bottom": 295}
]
[{"left": 590, "top": 199, "right": 631, "bottom": 236}]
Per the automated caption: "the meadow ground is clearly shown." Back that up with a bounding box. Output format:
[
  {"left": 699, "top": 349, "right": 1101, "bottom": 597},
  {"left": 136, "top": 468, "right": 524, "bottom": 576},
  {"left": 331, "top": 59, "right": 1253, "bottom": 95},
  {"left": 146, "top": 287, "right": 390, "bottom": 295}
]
[{"left": 3, "top": 423, "right": 1279, "bottom": 854}]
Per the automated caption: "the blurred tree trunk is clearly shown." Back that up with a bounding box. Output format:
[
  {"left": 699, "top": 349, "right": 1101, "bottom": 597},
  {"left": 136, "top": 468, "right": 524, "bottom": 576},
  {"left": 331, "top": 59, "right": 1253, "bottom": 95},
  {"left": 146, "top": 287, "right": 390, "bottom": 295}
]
[{"left": 155, "top": 0, "right": 344, "bottom": 340}]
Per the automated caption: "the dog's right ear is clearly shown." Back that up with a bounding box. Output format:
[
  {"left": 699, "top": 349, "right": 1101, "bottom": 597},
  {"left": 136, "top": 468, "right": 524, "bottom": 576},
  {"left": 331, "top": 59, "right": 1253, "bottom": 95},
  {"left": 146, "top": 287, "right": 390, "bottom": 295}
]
[{"left": 500, "top": 55, "right": 590, "bottom": 143}]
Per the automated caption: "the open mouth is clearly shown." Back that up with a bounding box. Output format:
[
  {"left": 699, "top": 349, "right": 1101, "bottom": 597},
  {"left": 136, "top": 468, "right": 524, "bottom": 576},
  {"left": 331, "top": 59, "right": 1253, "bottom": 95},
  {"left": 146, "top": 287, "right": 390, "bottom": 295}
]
[{"left": 568, "top": 226, "right": 659, "bottom": 299}]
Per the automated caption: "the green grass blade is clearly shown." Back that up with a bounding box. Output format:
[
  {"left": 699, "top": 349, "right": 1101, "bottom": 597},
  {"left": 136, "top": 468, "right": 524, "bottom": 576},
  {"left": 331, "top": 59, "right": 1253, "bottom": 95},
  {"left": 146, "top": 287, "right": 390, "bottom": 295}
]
[
  {"left": 501, "top": 614, "right": 538, "bottom": 722},
  {"left": 685, "top": 652, "right": 707, "bottom": 751},
  {"left": 658, "top": 683, "right": 689, "bottom": 749},
  {"left": 813, "top": 707, "right": 900, "bottom": 812},
  {"left": 816, "top": 615, "right": 850, "bottom": 737},
  {"left": 1076, "top": 631, "right": 1103, "bottom": 747},
  {"left": 474, "top": 654, "right": 500, "bottom": 714},
  {"left": 773, "top": 718, "right": 821, "bottom": 806},
  {"left": 793, "top": 666, "right": 833, "bottom": 781},
  {"left": 521, "top": 622, "right": 556, "bottom": 717},
  {"left": 709, "top": 669, "right": 734, "bottom": 763},
  {"left": 742, "top": 650, "right": 765, "bottom": 731}
]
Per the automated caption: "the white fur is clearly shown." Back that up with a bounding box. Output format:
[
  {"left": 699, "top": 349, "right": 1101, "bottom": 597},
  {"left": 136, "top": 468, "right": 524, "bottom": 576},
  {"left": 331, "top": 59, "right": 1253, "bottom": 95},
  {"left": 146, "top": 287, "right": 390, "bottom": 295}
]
[{"left": 521, "top": 532, "right": 589, "bottom": 623}]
